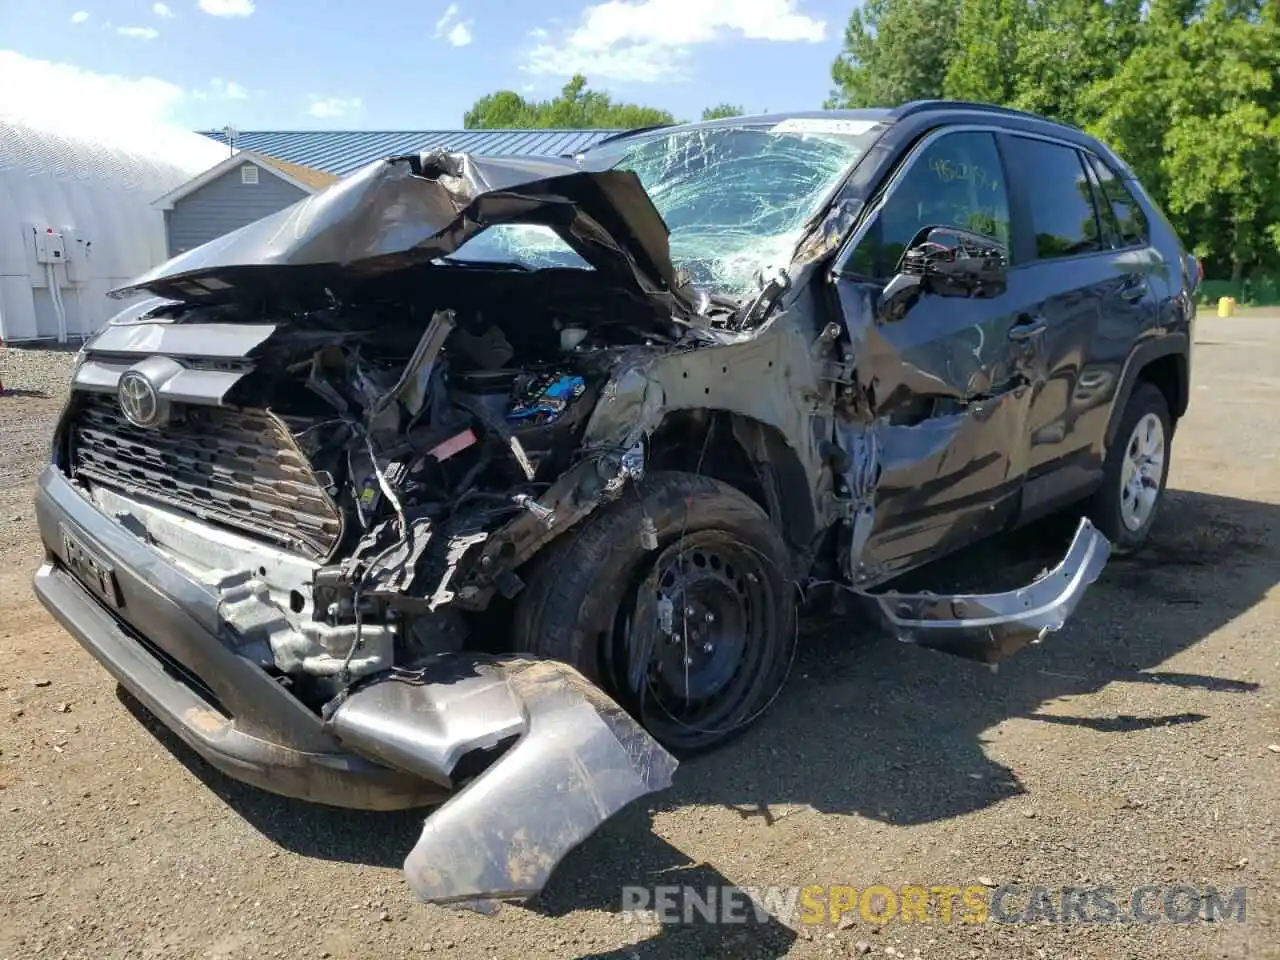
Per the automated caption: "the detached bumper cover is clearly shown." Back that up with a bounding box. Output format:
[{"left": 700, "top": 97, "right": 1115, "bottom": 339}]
[
  {"left": 34, "top": 465, "right": 677, "bottom": 906},
  {"left": 329, "top": 659, "right": 679, "bottom": 907},
  {"left": 867, "top": 517, "right": 1111, "bottom": 663}
]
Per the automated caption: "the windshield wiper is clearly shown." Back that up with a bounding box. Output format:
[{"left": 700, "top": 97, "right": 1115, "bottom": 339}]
[{"left": 433, "top": 257, "right": 532, "bottom": 271}]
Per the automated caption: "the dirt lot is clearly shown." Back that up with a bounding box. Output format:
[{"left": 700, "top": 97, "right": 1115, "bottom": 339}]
[{"left": 1, "top": 314, "right": 1277, "bottom": 960}]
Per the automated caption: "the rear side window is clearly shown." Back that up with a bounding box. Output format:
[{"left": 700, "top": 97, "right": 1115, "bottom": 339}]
[
  {"left": 1007, "top": 136, "right": 1103, "bottom": 259},
  {"left": 1086, "top": 154, "right": 1149, "bottom": 247},
  {"left": 849, "top": 130, "right": 1011, "bottom": 278},
  {"left": 1082, "top": 159, "right": 1123, "bottom": 248}
]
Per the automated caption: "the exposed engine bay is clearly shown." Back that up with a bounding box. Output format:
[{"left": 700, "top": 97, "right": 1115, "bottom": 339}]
[{"left": 66, "top": 293, "right": 671, "bottom": 717}]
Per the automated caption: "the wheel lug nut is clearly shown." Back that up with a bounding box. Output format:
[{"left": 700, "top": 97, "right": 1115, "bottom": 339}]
[
  {"left": 683, "top": 656, "right": 693, "bottom": 666},
  {"left": 702, "top": 642, "right": 713, "bottom": 653},
  {"left": 704, "top": 612, "right": 715, "bottom": 623},
  {"left": 685, "top": 606, "right": 696, "bottom": 617}
]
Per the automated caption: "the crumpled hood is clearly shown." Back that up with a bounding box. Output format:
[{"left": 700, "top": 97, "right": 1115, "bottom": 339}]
[{"left": 112, "top": 150, "right": 693, "bottom": 317}]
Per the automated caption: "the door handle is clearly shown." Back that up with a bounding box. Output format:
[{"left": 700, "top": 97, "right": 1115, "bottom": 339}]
[
  {"left": 1008, "top": 315, "right": 1046, "bottom": 341},
  {"left": 1119, "top": 280, "right": 1149, "bottom": 302}
]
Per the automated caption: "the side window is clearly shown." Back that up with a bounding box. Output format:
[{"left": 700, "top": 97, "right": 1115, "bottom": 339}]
[
  {"left": 1082, "top": 157, "right": 1123, "bottom": 248},
  {"left": 850, "top": 131, "right": 1011, "bottom": 279},
  {"left": 1006, "top": 136, "right": 1103, "bottom": 259},
  {"left": 1087, "top": 154, "right": 1149, "bottom": 247}
]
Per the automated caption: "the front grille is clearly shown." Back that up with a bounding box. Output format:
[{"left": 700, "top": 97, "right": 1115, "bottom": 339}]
[{"left": 69, "top": 394, "right": 343, "bottom": 560}]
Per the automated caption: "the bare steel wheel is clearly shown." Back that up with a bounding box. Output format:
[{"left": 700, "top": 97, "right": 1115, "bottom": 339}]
[
  {"left": 1089, "top": 382, "right": 1172, "bottom": 553},
  {"left": 609, "top": 529, "right": 787, "bottom": 754},
  {"left": 512, "top": 471, "right": 796, "bottom": 756}
]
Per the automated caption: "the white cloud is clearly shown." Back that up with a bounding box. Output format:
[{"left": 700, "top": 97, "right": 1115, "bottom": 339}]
[
  {"left": 447, "top": 21, "right": 473, "bottom": 46},
  {"left": 435, "top": 3, "right": 474, "bottom": 46},
  {"left": 435, "top": 3, "right": 459, "bottom": 31},
  {"left": 194, "top": 77, "right": 250, "bottom": 100},
  {"left": 70, "top": 11, "right": 90, "bottom": 24},
  {"left": 0, "top": 49, "right": 184, "bottom": 131},
  {"left": 307, "top": 95, "right": 362, "bottom": 119},
  {"left": 198, "top": 0, "right": 255, "bottom": 16},
  {"left": 526, "top": 39, "right": 683, "bottom": 83},
  {"left": 153, "top": 3, "right": 176, "bottom": 17},
  {"left": 117, "top": 26, "right": 161, "bottom": 40},
  {"left": 524, "top": 0, "right": 826, "bottom": 82}
]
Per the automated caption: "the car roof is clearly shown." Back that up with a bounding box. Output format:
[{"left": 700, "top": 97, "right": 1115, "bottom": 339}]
[
  {"left": 581, "top": 109, "right": 894, "bottom": 150},
  {"left": 581, "top": 101, "right": 1113, "bottom": 163}
]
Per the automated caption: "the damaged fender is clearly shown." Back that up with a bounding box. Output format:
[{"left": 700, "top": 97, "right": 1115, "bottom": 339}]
[
  {"left": 864, "top": 517, "right": 1111, "bottom": 664},
  {"left": 326, "top": 655, "right": 678, "bottom": 906}
]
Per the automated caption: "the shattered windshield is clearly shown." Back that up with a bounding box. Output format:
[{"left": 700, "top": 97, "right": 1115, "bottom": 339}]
[{"left": 448, "top": 119, "right": 880, "bottom": 299}]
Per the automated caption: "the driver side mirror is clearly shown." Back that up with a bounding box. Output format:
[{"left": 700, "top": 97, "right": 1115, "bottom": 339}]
[{"left": 878, "top": 227, "right": 1009, "bottom": 323}]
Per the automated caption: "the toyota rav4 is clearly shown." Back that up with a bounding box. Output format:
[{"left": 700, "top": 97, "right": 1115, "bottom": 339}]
[{"left": 33, "top": 101, "right": 1196, "bottom": 908}]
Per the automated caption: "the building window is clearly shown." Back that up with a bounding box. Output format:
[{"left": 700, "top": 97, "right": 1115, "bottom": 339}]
[{"left": 241, "top": 164, "right": 259, "bottom": 185}]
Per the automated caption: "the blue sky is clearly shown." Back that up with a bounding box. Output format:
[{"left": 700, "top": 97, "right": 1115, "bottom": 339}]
[{"left": 0, "top": 0, "right": 854, "bottom": 132}]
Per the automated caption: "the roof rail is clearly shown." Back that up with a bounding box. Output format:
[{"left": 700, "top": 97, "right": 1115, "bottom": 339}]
[{"left": 890, "top": 99, "right": 1080, "bottom": 130}]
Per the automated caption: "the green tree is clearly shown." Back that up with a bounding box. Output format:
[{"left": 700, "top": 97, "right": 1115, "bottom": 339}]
[
  {"left": 1088, "top": 0, "right": 1280, "bottom": 280},
  {"left": 701, "top": 103, "right": 745, "bottom": 120},
  {"left": 856, "top": 0, "right": 1280, "bottom": 283},
  {"left": 944, "top": 0, "right": 1027, "bottom": 104},
  {"left": 826, "top": 0, "right": 961, "bottom": 108},
  {"left": 1009, "top": 0, "right": 1145, "bottom": 127},
  {"left": 464, "top": 75, "right": 675, "bottom": 129}
]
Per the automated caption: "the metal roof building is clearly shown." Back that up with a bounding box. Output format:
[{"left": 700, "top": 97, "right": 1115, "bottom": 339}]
[
  {"left": 198, "top": 129, "right": 617, "bottom": 177},
  {"left": 1, "top": 114, "right": 226, "bottom": 342},
  {"left": 153, "top": 150, "right": 340, "bottom": 259}
]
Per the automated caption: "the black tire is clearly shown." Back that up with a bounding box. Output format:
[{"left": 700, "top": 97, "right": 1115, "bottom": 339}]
[
  {"left": 511, "top": 471, "right": 796, "bottom": 756},
  {"left": 1088, "top": 382, "right": 1172, "bottom": 554}
]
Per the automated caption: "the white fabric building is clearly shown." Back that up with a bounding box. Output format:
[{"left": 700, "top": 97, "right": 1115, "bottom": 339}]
[{"left": 0, "top": 114, "right": 226, "bottom": 343}]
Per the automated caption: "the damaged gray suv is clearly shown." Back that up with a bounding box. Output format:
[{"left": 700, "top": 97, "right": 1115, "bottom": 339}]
[{"left": 34, "top": 102, "right": 1196, "bottom": 907}]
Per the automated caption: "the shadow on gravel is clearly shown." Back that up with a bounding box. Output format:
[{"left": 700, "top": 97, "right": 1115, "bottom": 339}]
[
  {"left": 119, "top": 486, "right": 1275, "bottom": 960},
  {"left": 118, "top": 692, "right": 426, "bottom": 869},
  {"left": 1029, "top": 711, "right": 1208, "bottom": 732}
]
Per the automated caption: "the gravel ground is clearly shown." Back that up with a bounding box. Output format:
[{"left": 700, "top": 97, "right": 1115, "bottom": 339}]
[
  {"left": 1, "top": 317, "right": 1278, "bottom": 960},
  {"left": 0, "top": 345, "right": 74, "bottom": 552}
]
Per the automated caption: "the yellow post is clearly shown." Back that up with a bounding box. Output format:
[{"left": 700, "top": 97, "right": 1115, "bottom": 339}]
[{"left": 1217, "top": 296, "right": 1237, "bottom": 317}]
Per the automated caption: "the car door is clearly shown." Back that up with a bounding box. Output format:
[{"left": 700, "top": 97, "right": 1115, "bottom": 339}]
[
  {"left": 831, "top": 128, "right": 1049, "bottom": 581},
  {"left": 997, "top": 134, "right": 1159, "bottom": 522}
]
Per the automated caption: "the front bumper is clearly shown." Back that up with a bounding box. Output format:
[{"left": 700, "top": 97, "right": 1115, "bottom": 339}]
[
  {"left": 34, "top": 466, "right": 436, "bottom": 809},
  {"left": 33, "top": 465, "right": 677, "bottom": 905},
  {"left": 35, "top": 561, "right": 449, "bottom": 809}
]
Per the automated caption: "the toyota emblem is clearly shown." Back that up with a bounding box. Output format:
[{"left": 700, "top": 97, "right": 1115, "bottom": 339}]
[{"left": 117, "top": 371, "right": 160, "bottom": 427}]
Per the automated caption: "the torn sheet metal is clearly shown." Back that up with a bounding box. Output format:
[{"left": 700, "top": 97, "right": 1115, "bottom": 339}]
[
  {"left": 109, "top": 151, "right": 693, "bottom": 319},
  {"left": 371, "top": 308, "right": 456, "bottom": 419},
  {"left": 327, "top": 656, "right": 677, "bottom": 906},
  {"left": 402, "top": 660, "right": 677, "bottom": 907},
  {"left": 864, "top": 517, "right": 1110, "bottom": 663},
  {"left": 326, "top": 658, "right": 528, "bottom": 788}
]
